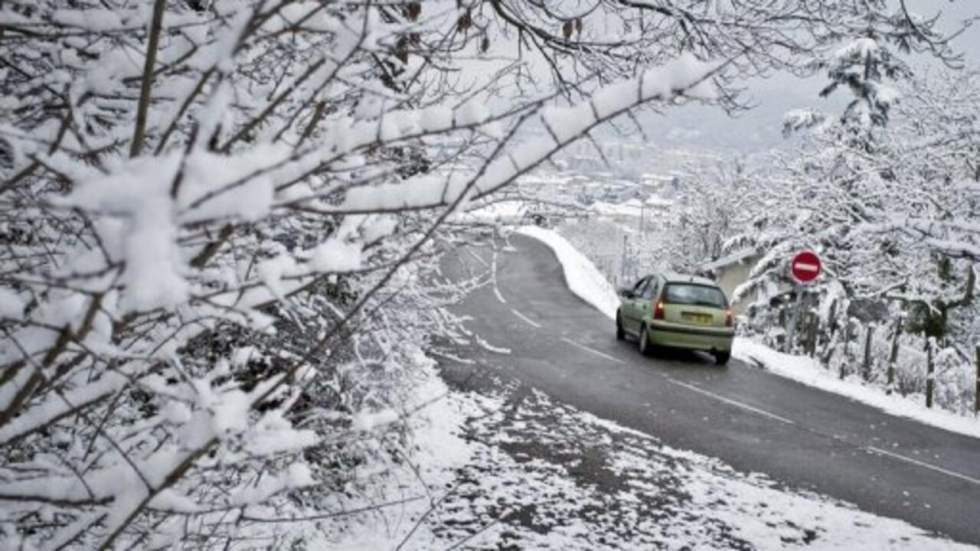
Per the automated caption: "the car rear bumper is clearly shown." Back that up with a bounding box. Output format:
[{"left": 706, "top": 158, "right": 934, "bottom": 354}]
[{"left": 647, "top": 321, "right": 734, "bottom": 353}]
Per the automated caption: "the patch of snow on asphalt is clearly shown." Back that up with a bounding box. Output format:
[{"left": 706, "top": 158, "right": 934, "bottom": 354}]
[
  {"left": 733, "top": 337, "right": 980, "bottom": 440},
  {"left": 516, "top": 225, "right": 620, "bottom": 319},
  {"left": 420, "top": 383, "right": 970, "bottom": 550}
]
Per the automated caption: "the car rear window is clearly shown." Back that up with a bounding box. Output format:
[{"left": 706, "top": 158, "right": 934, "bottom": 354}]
[{"left": 662, "top": 284, "right": 728, "bottom": 308}]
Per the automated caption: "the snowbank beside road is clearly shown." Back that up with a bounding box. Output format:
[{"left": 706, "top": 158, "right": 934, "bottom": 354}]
[
  {"left": 734, "top": 338, "right": 980, "bottom": 440},
  {"left": 517, "top": 226, "right": 620, "bottom": 319},
  {"left": 296, "top": 353, "right": 483, "bottom": 550}
]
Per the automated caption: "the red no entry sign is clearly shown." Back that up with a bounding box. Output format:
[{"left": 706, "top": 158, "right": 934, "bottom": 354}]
[{"left": 791, "top": 251, "right": 821, "bottom": 283}]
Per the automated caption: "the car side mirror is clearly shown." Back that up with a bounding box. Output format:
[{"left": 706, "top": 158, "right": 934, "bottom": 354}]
[{"left": 618, "top": 288, "right": 634, "bottom": 299}]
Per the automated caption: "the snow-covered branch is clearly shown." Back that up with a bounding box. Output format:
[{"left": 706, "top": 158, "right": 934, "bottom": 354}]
[{"left": 0, "top": 0, "right": 969, "bottom": 548}]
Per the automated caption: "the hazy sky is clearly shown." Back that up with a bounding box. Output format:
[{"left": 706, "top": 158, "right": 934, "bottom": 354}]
[{"left": 643, "top": 1, "right": 980, "bottom": 153}]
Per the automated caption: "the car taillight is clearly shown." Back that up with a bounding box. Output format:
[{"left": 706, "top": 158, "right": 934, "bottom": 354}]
[
  {"left": 725, "top": 309, "right": 734, "bottom": 327},
  {"left": 653, "top": 301, "right": 665, "bottom": 320}
]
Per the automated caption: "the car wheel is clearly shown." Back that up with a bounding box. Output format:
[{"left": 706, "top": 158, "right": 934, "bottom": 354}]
[
  {"left": 638, "top": 324, "right": 652, "bottom": 356},
  {"left": 714, "top": 351, "right": 731, "bottom": 366},
  {"left": 615, "top": 311, "right": 625, "bottom": 341}
]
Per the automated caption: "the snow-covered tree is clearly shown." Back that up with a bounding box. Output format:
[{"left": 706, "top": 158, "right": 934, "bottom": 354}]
[
  {"left": 0, "top": 0, "right": 969, "bottom": 547},
  {"left": 731, "top": 64, "right": 979, "bottom": 408},
  {"left": 664, "top": 157, "right": 774, "bottom": 272}
]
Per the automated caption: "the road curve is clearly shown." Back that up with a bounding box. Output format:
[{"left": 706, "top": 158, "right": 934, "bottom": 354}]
[{"left": 441, "top": 233, "right": 980, "bottom": 546}]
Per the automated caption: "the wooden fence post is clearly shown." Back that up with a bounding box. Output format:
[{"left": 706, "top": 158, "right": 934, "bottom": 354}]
[
  {"left": 826, "top": 300, "right": 838, "bottom": 339},
  {"left": 819, "top": 331, "right": 836, "bottom": 367},
  {"left": 925, "top": 337, "right": 934, "bottom": 409},
  {"left": 818, "top": 301, "right": 838, "bottom": 368},
  {"left": 806, "top": 313, "right": 819, "bottom": 357},
  {"left": 886, "top": 317, "right": 903, "bottom": 394},
  {"left": 975, "top": 345, "right": 979, "bottom": 416},
  {"left": 862, "top": 325, "right": 874, "bottom": 381},
  {"left": 839, "top": 319, "right": 851, "bottom": 380}
]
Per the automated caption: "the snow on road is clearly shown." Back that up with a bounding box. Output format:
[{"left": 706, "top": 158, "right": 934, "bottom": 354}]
[
  {"left": 316, "top": 375, "right": 973, "bottom": 549},
  {"left": 516, "top": 226, "right": 620, "bottom": 319},
  {"left": 454, "top": 387, "right": 972, "bottom": 550}
]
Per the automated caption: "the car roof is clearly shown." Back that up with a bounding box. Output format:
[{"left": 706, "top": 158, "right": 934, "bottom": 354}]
[{"left": 652, "top": 272, "right": 719, "bottom": 287}]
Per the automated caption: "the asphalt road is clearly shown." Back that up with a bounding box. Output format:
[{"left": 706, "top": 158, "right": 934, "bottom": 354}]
[{"left": 440, "top": 233, "right": 980, "bottom": 546}]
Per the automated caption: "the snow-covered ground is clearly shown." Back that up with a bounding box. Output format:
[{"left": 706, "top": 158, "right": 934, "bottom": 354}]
[
  {"left": 590, "top": 196, "right": 674, "bottom": 218},
  {"left": 309, "top": 371, "right": 972, "bottom": 549},
  {"left": 733, "top": 338, "right": 980, "bottom": 440},
  {"left": 285, "top": 357, "right": 480, "bottom": 549}
]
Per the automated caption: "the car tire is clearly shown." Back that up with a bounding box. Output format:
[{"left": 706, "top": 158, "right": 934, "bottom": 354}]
[
  {"left": 615, "top": 311, "right": 625, "bottom": 341},
  {"left": 714, "top": 351, "right": 730, "bottom": 366},
  {"left": 638, "top": 324, "right": 652, "bottom": 356}
]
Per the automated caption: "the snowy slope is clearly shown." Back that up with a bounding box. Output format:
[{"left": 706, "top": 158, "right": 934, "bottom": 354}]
[{"left": 516, "top": 226, "right": 620, "bottom": 319}]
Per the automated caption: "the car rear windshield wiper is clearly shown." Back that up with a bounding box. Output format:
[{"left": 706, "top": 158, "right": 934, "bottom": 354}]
[{"left": 692, "top": 300, "right": 723, "bottom": 308}]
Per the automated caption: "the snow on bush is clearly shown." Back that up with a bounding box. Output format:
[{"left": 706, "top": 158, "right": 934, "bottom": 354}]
[{"left": 726, "top": 67, "right": 980, "bottom": 417}]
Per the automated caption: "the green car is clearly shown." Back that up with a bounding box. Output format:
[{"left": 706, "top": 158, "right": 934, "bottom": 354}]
[{"left": 615, "top": 273, "right": 735, "bottom": 365}]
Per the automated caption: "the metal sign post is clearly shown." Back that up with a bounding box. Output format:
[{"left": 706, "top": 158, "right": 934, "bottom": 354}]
[
  {"left": 786, "top": 283, "right": 804, "bottom": 353},
  {"left": 786, "top": 251, "right": 822, "bottom": 353}
]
